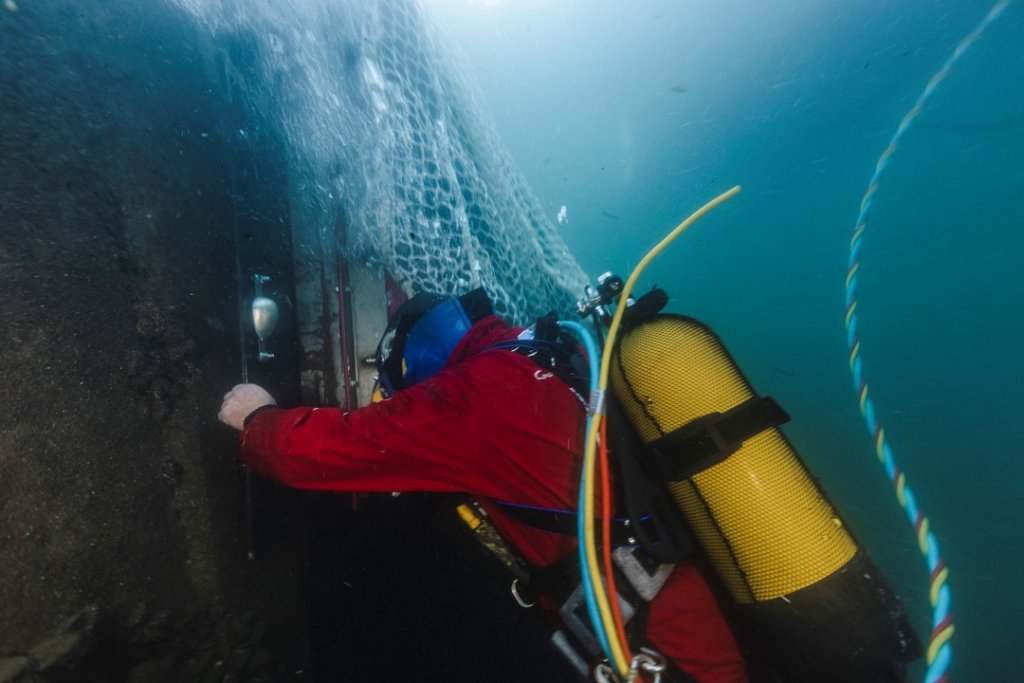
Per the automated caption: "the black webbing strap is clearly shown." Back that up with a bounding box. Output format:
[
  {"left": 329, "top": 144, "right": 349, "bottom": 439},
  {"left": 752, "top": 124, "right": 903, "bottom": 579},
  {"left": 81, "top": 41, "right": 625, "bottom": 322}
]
[
  {"left": 606, "top": 393, "right": 693, "bottom": 564},
  {"left": 513, "top": 550, "right": 582, "bottom": 606},
  {"left": 653, "top": 654, "right": 702, "bottom": 683},
  {"left": 485, "top": 339, "right": 589, "bottom": 401},
  {"left": 493, "top": 501, "right": 654, "bottom": 548},
  {"left": 644, "top": 396, "right": 791, "bottom": 482}
]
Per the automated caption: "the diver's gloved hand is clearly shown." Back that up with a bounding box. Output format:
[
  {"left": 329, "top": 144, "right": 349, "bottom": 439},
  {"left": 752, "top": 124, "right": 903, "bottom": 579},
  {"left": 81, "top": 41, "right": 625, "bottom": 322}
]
[{"left": 218, "top": 384, "right": 277, "bottom": 431}]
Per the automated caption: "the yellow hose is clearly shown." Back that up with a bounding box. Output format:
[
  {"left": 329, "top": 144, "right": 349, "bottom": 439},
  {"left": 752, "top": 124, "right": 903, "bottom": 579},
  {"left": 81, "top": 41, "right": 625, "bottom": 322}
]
[{"left": 582, "top": 186, "right": 742, "bottom": 676}]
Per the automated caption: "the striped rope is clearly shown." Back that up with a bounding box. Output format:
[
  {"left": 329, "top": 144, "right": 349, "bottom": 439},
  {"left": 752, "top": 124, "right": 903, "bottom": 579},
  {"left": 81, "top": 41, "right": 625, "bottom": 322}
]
[{"left": 844, "top": 2, "right": 1013, "bottom": 682}]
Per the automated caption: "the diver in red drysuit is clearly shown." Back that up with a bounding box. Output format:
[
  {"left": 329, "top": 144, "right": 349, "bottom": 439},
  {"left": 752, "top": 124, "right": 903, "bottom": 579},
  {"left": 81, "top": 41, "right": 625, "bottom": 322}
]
[{"left": 219, "top": 295, "right": 748, "bottom": 683}]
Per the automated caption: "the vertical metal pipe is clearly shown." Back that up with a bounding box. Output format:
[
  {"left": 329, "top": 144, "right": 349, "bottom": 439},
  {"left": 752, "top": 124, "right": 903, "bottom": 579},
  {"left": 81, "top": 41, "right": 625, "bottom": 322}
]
[{"left": 230, "top": 170, "right": 256, "bottom": 561}]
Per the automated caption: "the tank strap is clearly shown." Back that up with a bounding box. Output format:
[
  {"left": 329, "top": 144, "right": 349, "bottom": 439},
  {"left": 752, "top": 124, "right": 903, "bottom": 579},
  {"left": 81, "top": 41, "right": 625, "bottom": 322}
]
[
  {"left": 491, "top": 500, "right": 651, "bottom": 548},
  {"left": 644, "top": 396, "right": 791, "bottom": 481}
]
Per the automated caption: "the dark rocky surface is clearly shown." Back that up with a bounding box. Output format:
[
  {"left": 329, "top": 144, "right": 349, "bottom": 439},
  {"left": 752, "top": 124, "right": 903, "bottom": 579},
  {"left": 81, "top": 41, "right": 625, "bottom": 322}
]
[{"left": 0, "top": 2, "right": 308, "bottom": 680}]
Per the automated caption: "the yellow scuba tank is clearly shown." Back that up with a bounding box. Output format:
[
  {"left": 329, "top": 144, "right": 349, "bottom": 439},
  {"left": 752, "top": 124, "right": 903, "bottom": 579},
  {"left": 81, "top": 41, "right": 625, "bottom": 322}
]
[
  {"left": 609, "top": 309, "right": 922, "bottom": 682},
  {"left": 574, "top": 189, "right": 919, "bottom": 680},
  {"left": 611, "top": 314, "right": 855, "bottom": 602}
]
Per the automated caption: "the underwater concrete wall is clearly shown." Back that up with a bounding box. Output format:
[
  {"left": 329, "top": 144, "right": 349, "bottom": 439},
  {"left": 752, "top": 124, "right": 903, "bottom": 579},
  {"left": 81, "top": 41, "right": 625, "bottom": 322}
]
[
  {"left": 0, "top": 1, "right": 581, "bottom": 681},
  {"left": 0, "top": 3, "right": 311, "bottom": 680}
]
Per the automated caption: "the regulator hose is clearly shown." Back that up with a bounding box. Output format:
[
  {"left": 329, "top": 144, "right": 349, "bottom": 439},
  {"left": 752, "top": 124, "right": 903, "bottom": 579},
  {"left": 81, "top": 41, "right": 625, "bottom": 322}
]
[{"left": 573, "top": 186, "right": 741, "bottom": 677}]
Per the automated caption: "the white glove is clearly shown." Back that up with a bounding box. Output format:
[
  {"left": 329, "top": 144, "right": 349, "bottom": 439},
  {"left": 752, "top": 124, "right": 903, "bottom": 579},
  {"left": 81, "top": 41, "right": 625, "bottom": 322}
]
[{"left": 218, "top": 384, "right": 277, "bottom": 431}]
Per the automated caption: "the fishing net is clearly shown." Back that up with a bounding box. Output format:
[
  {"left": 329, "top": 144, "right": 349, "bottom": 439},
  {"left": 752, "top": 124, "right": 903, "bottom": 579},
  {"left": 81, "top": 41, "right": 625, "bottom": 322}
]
[{"left": 173, "top": 0, "right": 587, "bottom": 322}]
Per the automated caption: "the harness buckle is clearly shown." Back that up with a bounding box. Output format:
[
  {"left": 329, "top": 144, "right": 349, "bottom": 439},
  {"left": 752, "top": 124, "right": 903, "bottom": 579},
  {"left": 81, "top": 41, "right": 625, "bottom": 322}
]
[
  {"left": 630, "top": 648, "right": 666, "bottom": 683},
  {"left": 594, "top": 661, "right": 620, "bottom": 683},
  {"left": 613, "top": 546, "right": 674, "bottom": 601},
  {"left": 593, "top": 648, "right": 666, "bottom": 683}
]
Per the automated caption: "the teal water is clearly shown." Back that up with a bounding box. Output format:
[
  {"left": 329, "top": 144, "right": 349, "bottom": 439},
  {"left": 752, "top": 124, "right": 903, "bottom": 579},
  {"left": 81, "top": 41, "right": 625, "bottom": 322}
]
[
  {"left": 4, "top": 0, "right": 1017, "bottom": 678},
  {"left": 433, "top": 1, "right": 1024, "bottom": 680}
]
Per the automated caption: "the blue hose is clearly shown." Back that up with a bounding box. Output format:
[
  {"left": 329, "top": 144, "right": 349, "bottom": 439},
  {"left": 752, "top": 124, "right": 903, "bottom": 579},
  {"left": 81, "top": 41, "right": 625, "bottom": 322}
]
[{"left": 558, "top": 320, "right": 612, "bottom": 660}]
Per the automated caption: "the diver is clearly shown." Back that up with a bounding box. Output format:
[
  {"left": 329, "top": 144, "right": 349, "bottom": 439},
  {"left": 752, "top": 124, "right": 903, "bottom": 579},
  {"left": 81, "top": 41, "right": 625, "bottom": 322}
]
[{"left": 219, "top": 287, "right": 749, "bottom": 683}]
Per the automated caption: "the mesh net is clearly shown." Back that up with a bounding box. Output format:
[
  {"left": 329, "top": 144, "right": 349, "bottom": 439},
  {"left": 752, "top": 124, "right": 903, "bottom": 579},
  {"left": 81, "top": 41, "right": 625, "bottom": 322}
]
[{"left": 172, "top": 0, "right": 587, "bottom": 322}]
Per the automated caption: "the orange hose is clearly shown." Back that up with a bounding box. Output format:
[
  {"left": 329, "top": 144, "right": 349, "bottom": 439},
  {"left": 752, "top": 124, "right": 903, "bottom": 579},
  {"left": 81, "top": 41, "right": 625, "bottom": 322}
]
[{"left": 600, "top": 418, "right": 634, "bottom": 667}]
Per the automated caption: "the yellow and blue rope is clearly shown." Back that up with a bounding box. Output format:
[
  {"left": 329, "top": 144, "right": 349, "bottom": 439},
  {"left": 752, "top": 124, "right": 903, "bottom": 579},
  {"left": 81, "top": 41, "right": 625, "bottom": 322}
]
[{"left": 844, "top": 3, "right": 1013, "bottom": 681}]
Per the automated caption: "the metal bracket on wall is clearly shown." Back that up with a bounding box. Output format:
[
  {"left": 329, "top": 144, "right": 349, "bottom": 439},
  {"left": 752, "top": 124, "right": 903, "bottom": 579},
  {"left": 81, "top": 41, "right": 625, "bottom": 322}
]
[{"left": 252, "top": 274, "right": 279, "bottom": 363}]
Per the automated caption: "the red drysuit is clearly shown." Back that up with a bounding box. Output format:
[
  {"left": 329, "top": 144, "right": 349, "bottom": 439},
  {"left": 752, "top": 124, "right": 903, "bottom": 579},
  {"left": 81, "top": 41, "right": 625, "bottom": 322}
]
[{"left": 241, "top": 315, "right": 748, "bottom": 683}]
